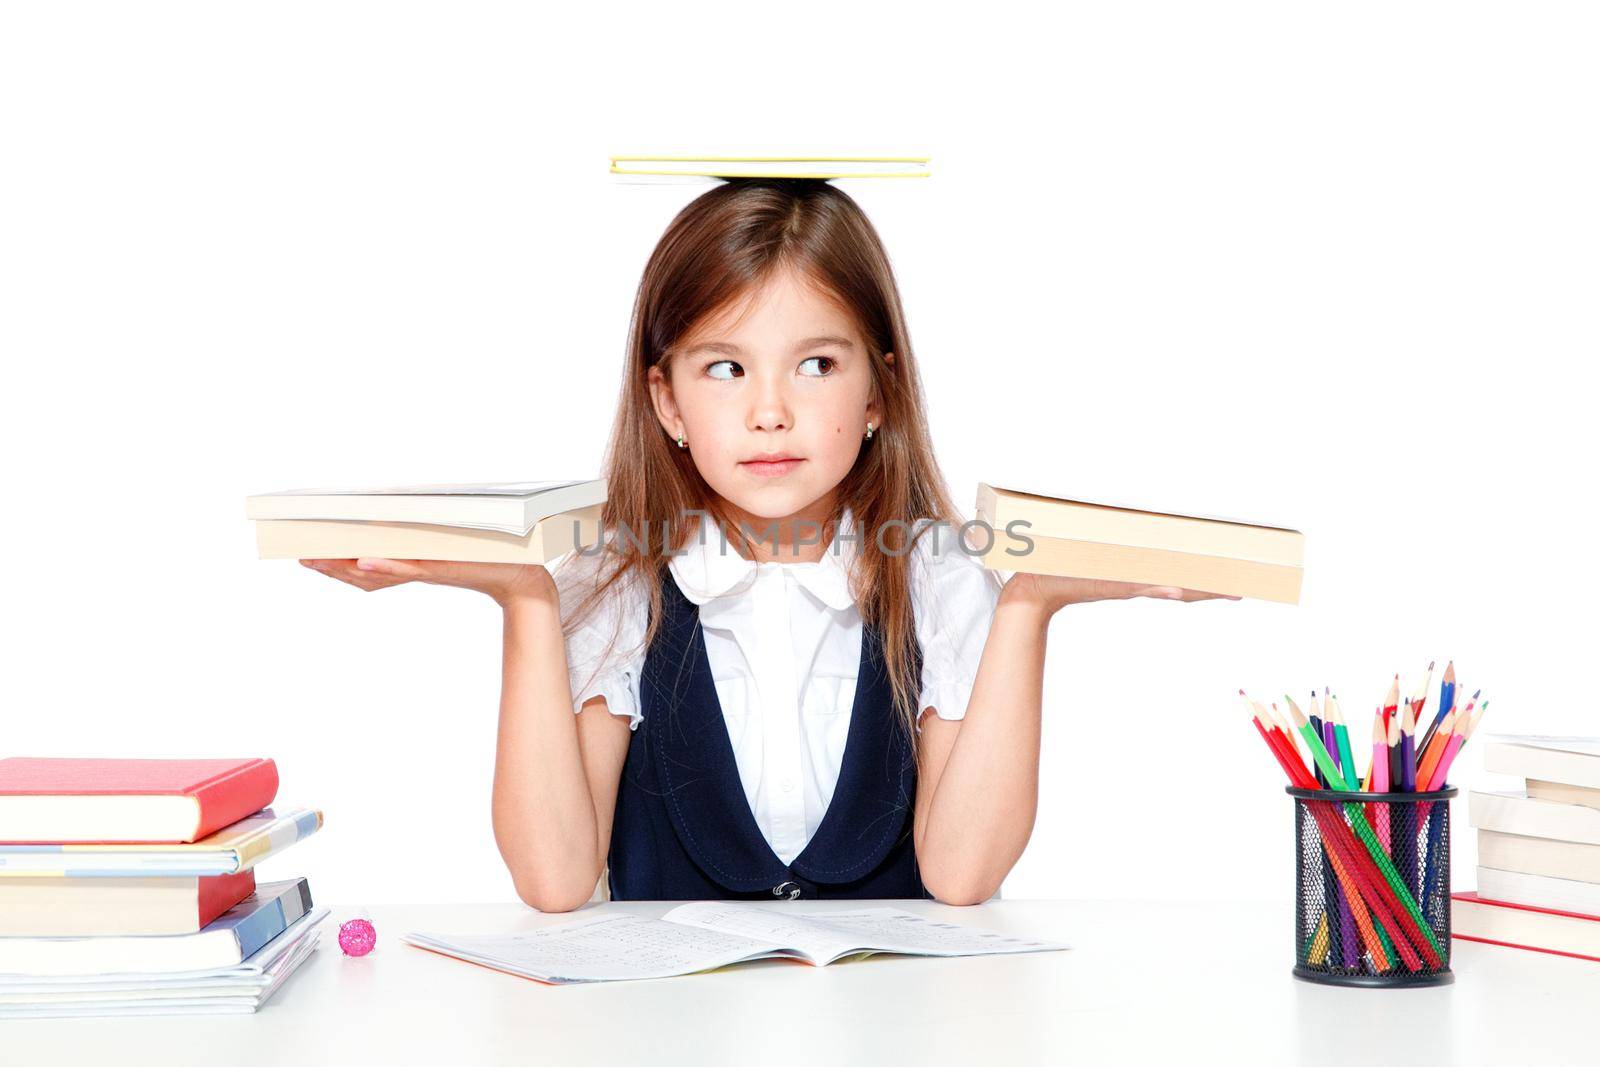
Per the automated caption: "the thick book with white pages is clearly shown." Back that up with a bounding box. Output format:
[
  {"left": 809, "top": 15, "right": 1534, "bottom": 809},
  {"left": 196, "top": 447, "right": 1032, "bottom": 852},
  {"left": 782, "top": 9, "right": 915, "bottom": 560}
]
[
  {"left": 403, "top": 903, "right": 1067, "bottom": 985},
  {"left": 1482, "top": 736, "right": 1600, "bottom": 790},
  {"left": 245, "top": 478, "right": 606, "bottom": 536},
  {"left": 252, "top": 503, "right": 603, "bottom": 565},
  {"left": 1452, "top": 892, "right": 1600, "bottom": 963},
  {"left": 1469, "top": 790, "right": 1600, "bottom": 846},
  {"left": 609, "top": 155, "right": 930, "bottom": 181},
  {"left": 1528, "top": 779, "right": 1600, "bottom": 810},
  {"left": 1477, "top": 867, "right": 1600, "bottom": 916},
  {"left": 972, "top": 483, "right": 1303, "bottom": 604},
  {"left": 1478, "top": 829, "right": 1600, "bottom": 884}
]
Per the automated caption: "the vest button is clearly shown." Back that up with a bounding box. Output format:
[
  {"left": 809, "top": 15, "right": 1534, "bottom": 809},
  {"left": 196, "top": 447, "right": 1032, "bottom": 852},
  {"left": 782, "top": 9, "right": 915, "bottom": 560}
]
[{"left": 771, "top": 880, "right": 802, "bottom": 900}]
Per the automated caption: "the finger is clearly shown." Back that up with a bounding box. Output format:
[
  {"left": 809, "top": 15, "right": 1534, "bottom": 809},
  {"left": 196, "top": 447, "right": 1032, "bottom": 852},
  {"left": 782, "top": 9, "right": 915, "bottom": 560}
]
[
  {"left": 306, "top": 560, "right": 402, "bottom": 591},
  {"left": 356, "top": 557, "right": 432, "bottom": 581},
  {"left": 1089, "top": 580, "right": 1153, "bottom": 601}
]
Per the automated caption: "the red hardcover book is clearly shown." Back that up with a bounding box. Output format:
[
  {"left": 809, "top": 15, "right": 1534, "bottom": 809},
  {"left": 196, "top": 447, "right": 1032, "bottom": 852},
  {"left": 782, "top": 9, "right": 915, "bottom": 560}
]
[
  {"left": 1452, "top": 890, "right": 1600, "bottom": 964},
  {"left": 0, "top": 869, "right": 258, "bottom": 936},
  {"left": 0, "top": 758, "right": 280, "bottom": 844}
]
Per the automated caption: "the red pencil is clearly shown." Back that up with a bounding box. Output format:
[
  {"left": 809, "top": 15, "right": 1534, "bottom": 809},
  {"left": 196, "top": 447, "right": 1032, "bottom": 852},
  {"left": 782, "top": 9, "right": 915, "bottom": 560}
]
[{"left": 1382, "top": 673, "right": 1400, "bottom": 731}]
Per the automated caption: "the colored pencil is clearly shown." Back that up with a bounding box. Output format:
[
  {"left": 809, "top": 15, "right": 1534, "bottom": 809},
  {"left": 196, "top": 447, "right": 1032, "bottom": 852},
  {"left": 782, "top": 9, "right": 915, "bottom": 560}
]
[
  {"left": 1414, "top": 661, "right": 1434, "bottom": 717},
  {"left": 1413, "top": 707, "right": 1457, "bottom": 793},
  {"left": 1330, "top": 696, "right": 1358, "bottom": 795},
  {"left": 1264, "top": 703, "right": 1313, "bottom": 784},
  {"left": 1292, "top": 692, "right": 1323, "bottom": 787},
  {"left": 1420, "top": 660, "right": 1456, "bottom": 754},
  {"left": 1371, "top": 712, "right": 1392, "bottom": 852},
  {"left": 1398, "top": 701, "right": 1417, "bottom": 793},
  {"left": 1428, "top": 701, "right": 1489, "bottom": 792},
  {"left": 1419, "top": 699, "right": 1490, "bottom": 923},
  {"left": 1246, "top": 695, "right": 1314, "bottom": 789},
  {"left": 1320, "top": 708, "right": 1359, "bottom": 970},
  {"left": 1382, "top": 673, "right": 1399, "bottom": 730}
]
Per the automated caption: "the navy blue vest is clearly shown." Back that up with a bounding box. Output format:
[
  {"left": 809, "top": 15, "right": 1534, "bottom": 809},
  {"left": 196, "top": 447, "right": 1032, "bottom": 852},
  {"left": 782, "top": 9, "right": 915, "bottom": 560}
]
[{"left": 607, "top": 568, "right": 930, "bottom": 901}]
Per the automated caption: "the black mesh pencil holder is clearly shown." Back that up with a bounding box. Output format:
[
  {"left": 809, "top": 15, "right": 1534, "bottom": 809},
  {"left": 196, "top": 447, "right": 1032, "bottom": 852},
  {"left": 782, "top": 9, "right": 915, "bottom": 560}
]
[{"left": 1288, "top": 786, "right": 1458, "bottom": 988}]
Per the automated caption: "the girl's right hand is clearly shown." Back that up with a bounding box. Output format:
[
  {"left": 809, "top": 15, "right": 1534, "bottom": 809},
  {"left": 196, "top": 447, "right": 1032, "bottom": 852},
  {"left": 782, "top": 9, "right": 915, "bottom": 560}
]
[{"left": 298, "top": 557, "right": 556, "bottom": 607}]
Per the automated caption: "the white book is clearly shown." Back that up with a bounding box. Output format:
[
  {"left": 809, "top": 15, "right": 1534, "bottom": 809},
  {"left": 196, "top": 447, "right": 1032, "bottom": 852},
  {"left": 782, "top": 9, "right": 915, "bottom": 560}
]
[
  {"left": 1477, "top": 867, "right": 1600, "bottom": 916},
  {"left": 1478, "top": 829, "right": 1600, "bottom": 884},
  {"left": 1469, "top": 789, "right": 1600, "bottom": 845},
  {"left": 1453, "top": 893, "right": 1600, "bottom": 961},
  {"left": 1528, "top": 779, "right": 1600, "bottom": 811},
  {"left": 0, "top": 920, "right": 322, "bottom": 1017},
  {"left": 245, "top": 478, "right": 606, "bottom": 536},
  {"left": 608, "top": 155, "right": 930, "bottom": 181},
  {"left": 1482, "top": 736, "right": 1600, "bottom": 790},
  {"left": 403, "top": 903, "right": 1067, "bottom": 985},
  {"left": 0, "top": 907, "right": 324, "bottom": 989}
]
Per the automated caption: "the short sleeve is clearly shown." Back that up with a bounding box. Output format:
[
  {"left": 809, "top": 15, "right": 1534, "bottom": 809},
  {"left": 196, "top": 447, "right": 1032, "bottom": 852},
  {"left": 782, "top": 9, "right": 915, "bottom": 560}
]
[
  {"left": 910, "top": 521, "right": 1004, "bottom": 724},
  {"left": 552, "top": 540, "right": 649, "bottom": 731}
]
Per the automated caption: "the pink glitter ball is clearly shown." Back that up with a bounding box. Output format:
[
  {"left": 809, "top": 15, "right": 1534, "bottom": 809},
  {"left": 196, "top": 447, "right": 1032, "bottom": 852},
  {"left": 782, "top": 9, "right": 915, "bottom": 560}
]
[{"left": 338, "top": 918, "right": 377, "bottom": 957}]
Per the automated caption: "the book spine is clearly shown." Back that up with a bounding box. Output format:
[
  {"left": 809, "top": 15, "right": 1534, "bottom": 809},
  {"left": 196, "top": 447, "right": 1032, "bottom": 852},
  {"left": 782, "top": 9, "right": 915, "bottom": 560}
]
[
  {"left": 196, "top": 870, "right": 257, "bottom": 929},
  {"left": 188, "top": 760, "right": 279, "bottom": 841},
  {"left": 234, "top": 808, "right": 322, "bottom": 871},
  {"left": 230, "top": 879, "right": 313, "bottom": 961}
]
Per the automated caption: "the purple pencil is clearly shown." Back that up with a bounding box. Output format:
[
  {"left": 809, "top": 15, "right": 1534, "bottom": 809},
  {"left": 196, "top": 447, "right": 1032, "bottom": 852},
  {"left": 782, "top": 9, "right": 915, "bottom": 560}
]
[{"left": 1321, "top": 718, "right": 1357, "bottom": 966}]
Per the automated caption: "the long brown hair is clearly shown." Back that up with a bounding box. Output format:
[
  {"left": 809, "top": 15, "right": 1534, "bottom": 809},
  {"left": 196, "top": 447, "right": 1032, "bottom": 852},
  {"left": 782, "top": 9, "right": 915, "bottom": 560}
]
[{"left": 560, "top": 178, "right": 960, "bottom": 755}]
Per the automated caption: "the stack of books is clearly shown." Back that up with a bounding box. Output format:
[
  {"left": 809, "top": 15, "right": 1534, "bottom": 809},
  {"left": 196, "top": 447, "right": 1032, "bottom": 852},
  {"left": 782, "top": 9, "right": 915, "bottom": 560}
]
[
  {"left": 1455, "top": 737, "right": 1600, "bottom": 962},
  {"left": 0, "top": 757, "right": 327, "bottom": 1017},
  {"left": 246, "top": 478, "right": 607, "bottom": 565}
]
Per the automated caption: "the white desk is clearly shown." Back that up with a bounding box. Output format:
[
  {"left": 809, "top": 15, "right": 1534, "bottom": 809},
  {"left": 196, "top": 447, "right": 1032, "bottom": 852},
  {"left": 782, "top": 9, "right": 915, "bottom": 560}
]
[{"left": 5, "top": 899, "right": 1595, "bottom": 1065}]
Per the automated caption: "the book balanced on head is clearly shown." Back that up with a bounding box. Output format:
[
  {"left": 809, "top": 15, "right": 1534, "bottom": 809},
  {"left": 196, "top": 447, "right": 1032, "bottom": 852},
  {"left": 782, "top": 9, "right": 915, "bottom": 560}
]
[{"left": 245, "top": 478, "right": 607, "bottom": 565}]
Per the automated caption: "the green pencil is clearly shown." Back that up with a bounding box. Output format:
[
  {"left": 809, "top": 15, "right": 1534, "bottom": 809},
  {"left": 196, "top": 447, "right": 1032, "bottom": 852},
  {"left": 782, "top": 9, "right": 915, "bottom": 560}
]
[
  {"left": 1284, "top": 698, "right": 1349, "bottom": 789},
  {"left": 1329, "top": 695, "right": 1360, "bottom": 792}
]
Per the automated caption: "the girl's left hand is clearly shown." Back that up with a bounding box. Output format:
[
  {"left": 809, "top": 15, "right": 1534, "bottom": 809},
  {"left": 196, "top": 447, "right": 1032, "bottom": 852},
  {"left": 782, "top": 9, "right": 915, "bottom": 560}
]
[{"left": 1000, "top": 571, "right": 1241, "bottom": 616}]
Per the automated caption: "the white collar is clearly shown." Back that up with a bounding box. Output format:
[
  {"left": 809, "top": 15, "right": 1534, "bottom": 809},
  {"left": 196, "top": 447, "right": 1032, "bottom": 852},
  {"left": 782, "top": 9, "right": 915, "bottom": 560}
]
[{"left": 668, "top": 507, "right": 858, "bottom": 613}]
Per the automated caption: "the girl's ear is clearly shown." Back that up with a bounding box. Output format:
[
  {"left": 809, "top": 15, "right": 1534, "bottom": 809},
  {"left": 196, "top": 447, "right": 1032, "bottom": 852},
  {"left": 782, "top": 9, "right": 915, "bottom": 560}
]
[{"left": 646, "top": 364, "right": 684, "bottom": 441}]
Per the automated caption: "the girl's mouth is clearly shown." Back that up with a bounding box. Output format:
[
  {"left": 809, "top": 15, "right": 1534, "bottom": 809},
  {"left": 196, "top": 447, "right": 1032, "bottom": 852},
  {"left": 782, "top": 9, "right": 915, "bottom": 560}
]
[{"left": 739, "top": 457, "right": 804, "bottom": 478}]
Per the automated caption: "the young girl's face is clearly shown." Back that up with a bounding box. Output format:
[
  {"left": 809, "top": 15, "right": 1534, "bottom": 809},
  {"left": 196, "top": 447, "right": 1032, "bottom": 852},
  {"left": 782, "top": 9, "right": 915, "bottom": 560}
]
[{"left": 648, "top": 264, "right": 884, "bottom": 525}]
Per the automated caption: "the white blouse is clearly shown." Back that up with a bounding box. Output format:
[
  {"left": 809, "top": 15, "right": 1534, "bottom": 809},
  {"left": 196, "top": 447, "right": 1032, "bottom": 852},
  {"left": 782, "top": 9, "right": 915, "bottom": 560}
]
[{"left": 555, "top": 508, "right": 1003, "bottom": 866}]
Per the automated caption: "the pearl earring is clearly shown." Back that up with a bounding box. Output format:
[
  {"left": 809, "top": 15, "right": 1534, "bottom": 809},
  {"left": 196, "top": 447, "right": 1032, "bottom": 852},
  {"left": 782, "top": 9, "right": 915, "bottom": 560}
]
[
  {"left": 675, "top": 433, "right": 687, "bottom": 449},
  {"left": 864, "top": 422, "right": 875, "bottom": 440}
]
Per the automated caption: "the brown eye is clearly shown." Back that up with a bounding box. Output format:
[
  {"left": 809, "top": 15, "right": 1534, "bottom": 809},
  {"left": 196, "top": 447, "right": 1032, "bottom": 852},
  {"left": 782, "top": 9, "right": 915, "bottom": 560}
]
[
  {"left": 707, "top": 360, "right": 743, "bottom": 380},
  {"left": 799, "top": 356, "right": 834, "bottom": 377}
]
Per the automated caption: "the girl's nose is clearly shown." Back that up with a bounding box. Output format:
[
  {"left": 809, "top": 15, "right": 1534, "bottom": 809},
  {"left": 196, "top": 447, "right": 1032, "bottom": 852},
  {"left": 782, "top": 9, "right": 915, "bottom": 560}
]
[{"left": 748, "top": 380, "right": 792, "bottom": 433}]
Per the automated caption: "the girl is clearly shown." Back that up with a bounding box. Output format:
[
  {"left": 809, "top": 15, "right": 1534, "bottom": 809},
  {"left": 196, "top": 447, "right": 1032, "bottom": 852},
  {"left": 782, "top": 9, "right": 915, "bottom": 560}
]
[{"left": 302, "top": 179, "right": 1230, "bottom": 910}]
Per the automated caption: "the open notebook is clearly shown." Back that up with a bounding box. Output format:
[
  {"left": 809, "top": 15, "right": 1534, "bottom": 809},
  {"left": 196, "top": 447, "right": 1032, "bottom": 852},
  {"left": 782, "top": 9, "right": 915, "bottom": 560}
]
[{"left": 402, "top": 903, "right": 1065, "bottom": 985}]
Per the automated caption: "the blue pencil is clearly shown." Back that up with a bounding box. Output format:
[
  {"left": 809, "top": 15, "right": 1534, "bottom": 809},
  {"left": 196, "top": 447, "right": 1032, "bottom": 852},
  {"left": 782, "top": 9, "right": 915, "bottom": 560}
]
[{"left": 1420, "top": 660, "right": 1456, "bottom": 756}]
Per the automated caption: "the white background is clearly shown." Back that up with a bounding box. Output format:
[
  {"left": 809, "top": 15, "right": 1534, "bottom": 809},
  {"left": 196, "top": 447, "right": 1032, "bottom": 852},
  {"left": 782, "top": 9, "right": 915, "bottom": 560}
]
[{"left": 2, "top": 2, "right": 1595, "bottom": 907}]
